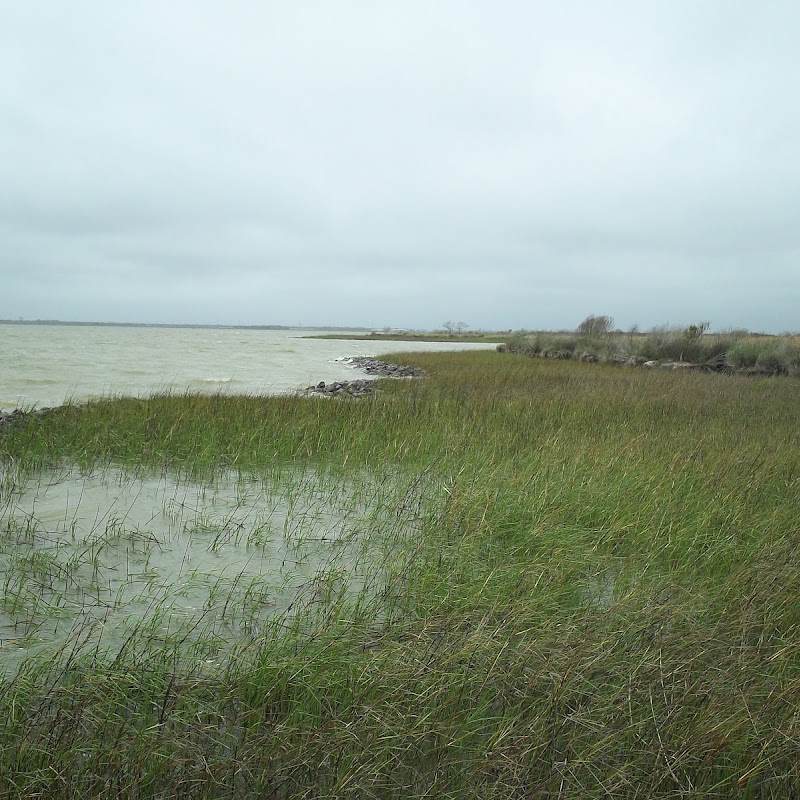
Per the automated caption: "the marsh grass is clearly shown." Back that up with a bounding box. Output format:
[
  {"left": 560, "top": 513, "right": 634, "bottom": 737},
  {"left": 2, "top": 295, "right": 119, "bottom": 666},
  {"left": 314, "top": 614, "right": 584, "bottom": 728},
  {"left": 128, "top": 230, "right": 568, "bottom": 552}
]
[
  {"left": 1, "top": 352, "right": 799, "bottom": 797},
  {"left": 0, "top": 464, "right": 423, "bottom": 673}
]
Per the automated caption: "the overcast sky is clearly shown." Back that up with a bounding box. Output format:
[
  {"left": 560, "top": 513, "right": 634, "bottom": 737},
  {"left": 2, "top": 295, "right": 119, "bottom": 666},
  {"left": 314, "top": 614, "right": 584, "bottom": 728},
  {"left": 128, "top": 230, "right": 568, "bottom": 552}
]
[{"left": 1, "top": 2, "right": 798, "bottom": 332}]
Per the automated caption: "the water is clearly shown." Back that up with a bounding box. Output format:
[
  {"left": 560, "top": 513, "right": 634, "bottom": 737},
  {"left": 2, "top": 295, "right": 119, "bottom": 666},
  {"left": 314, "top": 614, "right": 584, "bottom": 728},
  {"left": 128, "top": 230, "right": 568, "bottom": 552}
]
[
  {"left": 0, "top": 464, "right": 423, "bottom": 671},
  {"left": 1, "top": 324, "right": 475, "bottom": 668},
  {"left": 0, "top": 324, "right": 497, "bottom": 412}
]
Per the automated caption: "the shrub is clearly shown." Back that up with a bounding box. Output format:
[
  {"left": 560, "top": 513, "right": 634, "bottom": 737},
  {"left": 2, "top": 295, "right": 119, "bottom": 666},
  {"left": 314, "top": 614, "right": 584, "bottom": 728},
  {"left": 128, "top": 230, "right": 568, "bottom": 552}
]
[
  {"left": 679, "top": 322, "right": 711, "bottom": 362},
  {"left": 504, "top": 326, "right": 800, "bottom": 377},
  {"left": 543, "top": 335, "right": 578, "bottom": 355},
  {"left": 783, "top": 345, "right": 800, "bottom": 377},
  {"left": 703, "top": 329, "right": 748, "bottom": 361},
  {"left": 637, "top": 322, "right": 718, "bottom": 363},
  {"left": 636, "top": 325, "right": 686, "bottom": 361},
  {"left": 756, "top": 345, "right": 787, "bottom": 374},
  {"left": 577, "top": 315, "right": 614, "bottom": 336},
  {"left": 727, "top": 341, "right": 764, "bottom": 369},
  {"left": 505, "top": 334, "right": 539, "bottom": 357}
]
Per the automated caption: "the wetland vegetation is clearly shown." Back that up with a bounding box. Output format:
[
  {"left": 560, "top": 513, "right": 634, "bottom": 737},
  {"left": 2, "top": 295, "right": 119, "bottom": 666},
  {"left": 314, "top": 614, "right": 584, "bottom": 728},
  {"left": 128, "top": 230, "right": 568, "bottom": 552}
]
[
  {"left": 1, "top": 349, "right": 799, "bottom": 797},
  {"left": 509, "top": 318, "right": 800, "bottom": 375}
]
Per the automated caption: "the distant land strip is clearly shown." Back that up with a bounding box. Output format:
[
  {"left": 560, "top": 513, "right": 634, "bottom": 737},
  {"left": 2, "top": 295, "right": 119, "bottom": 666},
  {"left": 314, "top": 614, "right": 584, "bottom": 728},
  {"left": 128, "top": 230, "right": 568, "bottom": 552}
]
[{"left": 0, "top": 320, "right": 371, "bottom": 332}]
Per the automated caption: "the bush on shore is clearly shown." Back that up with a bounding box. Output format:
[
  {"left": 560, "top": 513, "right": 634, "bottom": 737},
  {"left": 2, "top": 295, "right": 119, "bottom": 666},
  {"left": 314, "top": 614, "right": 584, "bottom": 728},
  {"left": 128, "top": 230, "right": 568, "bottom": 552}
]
[{"left": 506, "top": 319, "right": 799, "bottom": 375}]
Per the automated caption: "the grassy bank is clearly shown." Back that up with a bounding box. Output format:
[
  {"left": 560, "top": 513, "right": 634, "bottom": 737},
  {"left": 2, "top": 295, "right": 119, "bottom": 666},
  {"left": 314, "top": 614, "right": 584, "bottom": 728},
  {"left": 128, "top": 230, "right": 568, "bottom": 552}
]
[{"left": 1, "top": 352, "right": 799, "bottom": 797}]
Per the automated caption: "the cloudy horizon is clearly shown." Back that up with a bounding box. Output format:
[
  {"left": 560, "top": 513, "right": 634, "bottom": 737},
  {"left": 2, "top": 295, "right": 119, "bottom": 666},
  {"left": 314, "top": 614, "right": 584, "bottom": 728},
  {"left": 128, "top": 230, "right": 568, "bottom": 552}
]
[{"left": 2, "top": 2, "right": 798, "bottom": 333}]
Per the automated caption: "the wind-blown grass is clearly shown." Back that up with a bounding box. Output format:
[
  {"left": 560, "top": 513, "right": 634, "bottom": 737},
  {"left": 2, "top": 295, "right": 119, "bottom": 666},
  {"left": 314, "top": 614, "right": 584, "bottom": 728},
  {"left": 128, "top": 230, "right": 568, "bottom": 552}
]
[{"left": 1, "top": 352, "right": 799, "bottom": 797}]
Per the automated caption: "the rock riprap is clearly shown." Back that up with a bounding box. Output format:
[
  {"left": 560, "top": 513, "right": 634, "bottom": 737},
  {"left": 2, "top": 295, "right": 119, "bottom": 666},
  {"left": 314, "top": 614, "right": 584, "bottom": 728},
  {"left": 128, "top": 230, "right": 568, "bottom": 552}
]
[
  {"left": 0, "top": 407, "right": 53, "bottom": 433},
  {"left": 302, "top": 357, "right": 424, "bottom": 397},
  {"left": 335, "top": 356, "right": 424, "bottom": 378},
  {"left": 0, "top": 358, "right": 424, "bottom": 419}
]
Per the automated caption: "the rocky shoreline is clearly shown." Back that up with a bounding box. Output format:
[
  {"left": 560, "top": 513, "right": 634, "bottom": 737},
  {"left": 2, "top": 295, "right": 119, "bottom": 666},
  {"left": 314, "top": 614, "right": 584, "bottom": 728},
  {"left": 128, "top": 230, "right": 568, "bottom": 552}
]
[
  {"left": 0, "top": 358, "right": 424, "bottom": 431},
  {"left": 301, "top": 356, "right": 424, "bottom": 397},
  {"left": 0, "top": 407, "right": 54, "bottom": 434}
]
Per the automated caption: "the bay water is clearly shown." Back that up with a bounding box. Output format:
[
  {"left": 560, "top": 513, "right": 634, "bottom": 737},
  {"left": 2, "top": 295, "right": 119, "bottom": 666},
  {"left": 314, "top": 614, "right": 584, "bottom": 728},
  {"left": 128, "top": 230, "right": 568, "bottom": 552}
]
[
  {"left": 1, "top": 324, "right": 492, "bottom": 665},
  {"left": 0, "top": 323, "right": 495, "bottom": 412}
]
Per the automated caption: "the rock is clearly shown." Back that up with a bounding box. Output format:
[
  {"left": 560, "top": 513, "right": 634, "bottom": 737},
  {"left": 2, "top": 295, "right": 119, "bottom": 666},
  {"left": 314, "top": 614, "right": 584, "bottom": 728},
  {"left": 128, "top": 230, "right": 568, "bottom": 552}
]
[
  {"left": 0, "top": 406, "right": 56, "bottom": 434},
  {"left": 302, "top": 378, "right": 378, "bottom": 398},
  {"left": 660, "top": 361, "right": 696, "bottom": 370},
  {"left": 302, "top": 357, "right": 425, "bottom": 398},
  {"left": 338, "top": 356, "right": 424, "bottom": 378},
  {"left": 637, "top": 360, "right": 700, "bottom": 371}
]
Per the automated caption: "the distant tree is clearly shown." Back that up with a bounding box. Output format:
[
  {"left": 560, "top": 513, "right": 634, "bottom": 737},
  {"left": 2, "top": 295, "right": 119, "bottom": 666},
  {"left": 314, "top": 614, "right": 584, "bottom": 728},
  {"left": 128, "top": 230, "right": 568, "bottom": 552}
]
[
  {"left": 577, "top": 315, "right": 614, "bottom": 336},
  {"left": 442, "top": 320, "right": 455, "bottom": 334},
  {"left": 455, "top": 321, "right": 469, "bottom": 334}
]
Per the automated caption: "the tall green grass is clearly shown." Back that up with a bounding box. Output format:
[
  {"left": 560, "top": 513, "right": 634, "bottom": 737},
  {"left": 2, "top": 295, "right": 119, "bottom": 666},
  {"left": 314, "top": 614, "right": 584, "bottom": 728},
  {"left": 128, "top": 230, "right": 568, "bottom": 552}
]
[{"left": 1, "top": 352, "right": 799, "bottom": 797}]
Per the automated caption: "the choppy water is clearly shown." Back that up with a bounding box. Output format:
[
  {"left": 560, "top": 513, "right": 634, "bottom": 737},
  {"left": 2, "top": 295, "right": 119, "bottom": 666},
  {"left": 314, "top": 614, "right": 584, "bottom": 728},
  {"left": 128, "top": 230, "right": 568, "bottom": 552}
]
[
  {"left": 0, "top": 324, "right": 496, "bottom": 411},
  {"left": 0, "top": 324, "right": 482, "bottom": 668}
]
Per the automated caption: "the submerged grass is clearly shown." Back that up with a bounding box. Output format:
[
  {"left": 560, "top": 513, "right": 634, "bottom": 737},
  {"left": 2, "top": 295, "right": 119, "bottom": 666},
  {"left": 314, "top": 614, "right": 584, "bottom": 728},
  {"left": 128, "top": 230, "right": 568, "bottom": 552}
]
[{"left": 1, "top": 352, "right": 800, "bottom": 797}]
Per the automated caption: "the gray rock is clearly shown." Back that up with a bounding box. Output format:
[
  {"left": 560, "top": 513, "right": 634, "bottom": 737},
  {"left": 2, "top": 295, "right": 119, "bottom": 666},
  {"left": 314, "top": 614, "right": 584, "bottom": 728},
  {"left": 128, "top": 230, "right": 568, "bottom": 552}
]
[
  {"left": 303, "top": 356, "right": 425, "bottom": 398},
  {"left": 0, "top": 405, "right": 55, "bottom": 434}
]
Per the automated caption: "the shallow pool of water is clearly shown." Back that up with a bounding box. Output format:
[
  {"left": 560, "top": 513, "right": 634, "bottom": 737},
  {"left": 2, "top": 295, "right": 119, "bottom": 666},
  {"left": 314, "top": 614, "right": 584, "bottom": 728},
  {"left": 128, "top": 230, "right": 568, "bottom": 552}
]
[{"left": 0, "top": 465, "right": 414, "bottom": 671}]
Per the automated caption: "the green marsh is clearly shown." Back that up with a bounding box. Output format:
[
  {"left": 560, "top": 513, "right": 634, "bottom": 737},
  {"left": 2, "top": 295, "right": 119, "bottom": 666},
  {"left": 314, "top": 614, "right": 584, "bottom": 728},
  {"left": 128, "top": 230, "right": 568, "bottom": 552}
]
[{"left": 1, "top": 351, "right": 799, "bottom": 798}]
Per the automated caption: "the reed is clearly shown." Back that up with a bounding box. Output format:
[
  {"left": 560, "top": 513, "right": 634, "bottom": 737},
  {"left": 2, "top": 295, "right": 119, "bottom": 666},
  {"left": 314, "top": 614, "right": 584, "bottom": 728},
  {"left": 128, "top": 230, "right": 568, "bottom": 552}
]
[{"left": 1, "top": 351, "right": 799, "bottom": 797}]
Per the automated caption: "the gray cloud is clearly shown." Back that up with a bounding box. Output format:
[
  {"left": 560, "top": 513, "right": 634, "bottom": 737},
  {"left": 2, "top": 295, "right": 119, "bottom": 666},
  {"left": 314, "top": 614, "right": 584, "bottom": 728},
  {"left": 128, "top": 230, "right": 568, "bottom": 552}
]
[{"left": 1, "top": 1, "right": 798, "bottom": 331}]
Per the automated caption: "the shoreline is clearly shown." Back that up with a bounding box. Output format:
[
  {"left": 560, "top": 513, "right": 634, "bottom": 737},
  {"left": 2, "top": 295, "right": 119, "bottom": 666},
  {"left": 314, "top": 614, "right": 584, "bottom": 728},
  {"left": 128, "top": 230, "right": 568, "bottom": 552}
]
[
  {"left": 300, "top": 357, "right": 424, "bottom": 397},
  {"left": 0, "top": 357, "right": 423, "bottom": 431}
]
